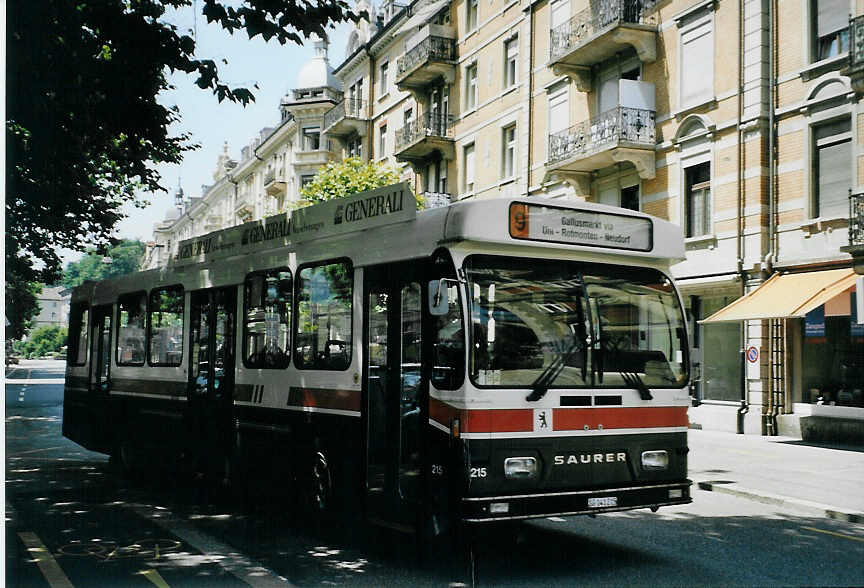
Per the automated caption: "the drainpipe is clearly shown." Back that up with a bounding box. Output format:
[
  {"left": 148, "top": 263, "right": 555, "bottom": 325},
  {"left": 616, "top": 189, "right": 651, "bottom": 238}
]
[
  {"left": 526, "top": 0, "right": 534, "bottom": 194},
  {"left": 736, "top": 0, "right": 749, "bottom": 432},
  {"left": 763, "top": 0, "right": 779, "bottom": 436}
]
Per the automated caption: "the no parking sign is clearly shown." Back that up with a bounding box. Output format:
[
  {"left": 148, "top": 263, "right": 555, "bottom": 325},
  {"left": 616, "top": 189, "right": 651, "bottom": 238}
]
[{"left": 746, "top": 346, "right": 759, "bottom": 363}]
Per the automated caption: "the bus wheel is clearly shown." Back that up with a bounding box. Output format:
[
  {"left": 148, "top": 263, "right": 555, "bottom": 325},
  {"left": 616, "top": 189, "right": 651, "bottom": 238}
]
[{"left": 307, "top": 451, "right": 332, "bottom": 513}]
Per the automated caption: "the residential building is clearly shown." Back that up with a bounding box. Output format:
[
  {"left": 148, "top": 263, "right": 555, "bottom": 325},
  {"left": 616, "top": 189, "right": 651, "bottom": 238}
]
[
  {"left": 150, "top": 0, "right": 864, "bottom": 443},
  {"left": 33, "top": 287, "right": 70, "bottom": 330}
]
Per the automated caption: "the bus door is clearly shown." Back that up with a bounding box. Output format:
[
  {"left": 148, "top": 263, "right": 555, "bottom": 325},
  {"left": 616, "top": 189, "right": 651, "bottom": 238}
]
[
  {"left": 364, "top": 263, "right": 426, "bottom": 530},
  {"left": 88, "top": 304, "right": 113, "bottom": 452},
  {"left": 187, "top": 287, "right": 237, "bottom": 477}
]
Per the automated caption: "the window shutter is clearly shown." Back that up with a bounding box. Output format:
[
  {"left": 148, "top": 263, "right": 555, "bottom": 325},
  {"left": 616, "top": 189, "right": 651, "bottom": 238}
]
[
  {"left": 550, "top": 0, "right": 570, "bottom": 30},
  {"left": 817, "top": 0, "right": 847, "bottom": 37},
  {"left": 548, "top": 92, "right": 569, "bottom": 135},
  {"left": 465, "top": 144, "right": 476, "bottom": 189},
  {"left": 681, "top": 21, "right": 713, "bottom": 107},
  {"left": 817, "top": 139, "right": 851, "bottom": 217}
]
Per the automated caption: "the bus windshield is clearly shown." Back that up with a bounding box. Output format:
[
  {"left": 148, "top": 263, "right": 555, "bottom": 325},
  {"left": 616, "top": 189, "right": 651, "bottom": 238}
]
[{"left": 465, "top": 255, "right": 688, "bottom": 390}]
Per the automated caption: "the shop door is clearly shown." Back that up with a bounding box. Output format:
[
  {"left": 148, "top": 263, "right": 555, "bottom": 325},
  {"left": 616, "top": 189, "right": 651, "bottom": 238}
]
[
  {"left": 364, "top": 263, "right": 426, "bottom": 530},
  {"left": 88, "top": 304, "right": 113, "bottom": 451},
  {"left": 187, "top": 288, "right": 237, "bottom": 477}
]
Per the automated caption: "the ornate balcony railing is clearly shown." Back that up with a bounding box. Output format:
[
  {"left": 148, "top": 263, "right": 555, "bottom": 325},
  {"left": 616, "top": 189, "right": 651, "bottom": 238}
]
[
  {"left": 850, "top": 191, "right": 864, "bottom": 247},
  {"left": 548, "top": 106, "right": 655, "bottom": 164},
  {"left": 323, "top": 98, "right": 368, "bottom": 131},
  {"left": 550, "top": 0, "right": 657, "bottom": 62},
  {"left": 421, "top": 191, "right": 452, "bottom": 209},
  {"left": 396, "top": 113, "right": 455, "bottom": 151},
  {"left": 397, "top": 36, "right": 457, "bottom": 79},
  {"left": 849, "top": 15, "right": 864, "bottom": 68}
]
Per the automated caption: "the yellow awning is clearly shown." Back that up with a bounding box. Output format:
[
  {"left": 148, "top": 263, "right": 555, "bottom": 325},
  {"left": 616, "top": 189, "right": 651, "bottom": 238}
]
[{"left": 700, "top": 268, "right": 856, "bottom": 323}]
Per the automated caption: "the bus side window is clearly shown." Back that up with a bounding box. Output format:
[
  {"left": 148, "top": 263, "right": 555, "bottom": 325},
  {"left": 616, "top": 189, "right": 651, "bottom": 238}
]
[
  {"left": 68, "top": 303, "right": 89, "bottom": 366},
  {"left": 243, "top": 268, "right": 292, "bottom": 369},
  {"left": 148, "top": 286, "right": 184, "bottom": 366},
  {"left": 295, "top": 260, "right": 353, "bottom": 371},
  {"left": 117, "top": 292, "right": 147, "bottom": 366}
]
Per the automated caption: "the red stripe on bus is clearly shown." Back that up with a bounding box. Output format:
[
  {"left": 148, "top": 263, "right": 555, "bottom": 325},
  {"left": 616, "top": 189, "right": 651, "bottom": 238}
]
[
  {"left": 288, "top": 387, "right": 361, "bottom": 412},
  {"left": 430, "top": 398, "right": 532, "bottom": 433},
  {"left": 552, "top": 406, "right": 688, "bottom": 430}
]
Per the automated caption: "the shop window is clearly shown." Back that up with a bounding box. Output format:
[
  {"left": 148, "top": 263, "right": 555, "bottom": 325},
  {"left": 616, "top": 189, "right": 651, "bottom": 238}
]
[
  {"left": 697, "top": 296, "right": 743, "bottom": 402},
  {"left": 148, "top": 286, "right": 184, "bottom": 366},
  {"left": 295, "top": 260, "right": 353, "bottom": 370},
  {"left": 685, "top": 162, "right": 711, "bottom": 237},
  {"left": 117, "top": 292, "right": 147, "bottom": 366},
  {"left": 801, "top": 299, "right": 864, "bottom": 406},
  {"left": 812, "top": 117, "right": 851, "bottom": 218},
  {"left": 244, "top": 269, "right": 292, "bottom": 369},
  {"left": 68, "top": 304, "right": 89, "bottom": 366}
]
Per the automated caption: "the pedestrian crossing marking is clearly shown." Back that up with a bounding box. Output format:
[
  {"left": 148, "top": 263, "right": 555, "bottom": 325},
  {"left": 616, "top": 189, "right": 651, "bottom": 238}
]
[{"left": 18, "top": 531, "right": 74, "bottom": 588}]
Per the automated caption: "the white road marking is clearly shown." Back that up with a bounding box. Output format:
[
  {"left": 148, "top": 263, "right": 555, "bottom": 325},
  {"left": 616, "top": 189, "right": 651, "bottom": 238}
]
[{"left": 18, "top": 531, "right": 75, "bottom": 588}]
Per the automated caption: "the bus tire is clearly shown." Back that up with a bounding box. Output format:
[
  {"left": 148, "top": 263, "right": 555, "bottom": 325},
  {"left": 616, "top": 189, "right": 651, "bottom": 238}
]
[{"left": 307, "top": 451, "right": 332, "bottom": 514}]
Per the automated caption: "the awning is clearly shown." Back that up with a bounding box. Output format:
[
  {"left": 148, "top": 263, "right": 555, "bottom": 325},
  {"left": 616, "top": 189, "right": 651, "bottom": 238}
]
[
  {"left": 392, "top": 0, "right": 450, "bottom": 38},
  {"left": 700, "top": 268, "right": 856, "bottom": 323}
]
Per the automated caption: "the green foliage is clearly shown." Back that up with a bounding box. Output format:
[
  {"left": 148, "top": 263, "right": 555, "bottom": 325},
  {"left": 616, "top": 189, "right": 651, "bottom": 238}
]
[
  {"left": 5, "top": 279, "right": 42, "bottom": 341},
  {"left": 7, "top": 1, "right": 364, "bottom": 287},
  {"left": 297, "top": 157, "right": 423, "bottom": 207},
  {"left": 63, "top": 240, "right": 147, "bottom": 288},
  {"left": 16, "top": 326, "right": 68, "bottom": 359}
]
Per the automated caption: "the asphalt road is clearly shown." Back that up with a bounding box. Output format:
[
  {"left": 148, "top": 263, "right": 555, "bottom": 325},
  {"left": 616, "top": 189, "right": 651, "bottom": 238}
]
[{"left": 6, "top": 363, "right": 864, "bottom": 586}]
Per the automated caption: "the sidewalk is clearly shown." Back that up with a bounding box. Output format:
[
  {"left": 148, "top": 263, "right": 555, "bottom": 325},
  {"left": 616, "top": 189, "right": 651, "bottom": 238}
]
[{"left": 688, "top": 429, "right": 864, "bottom": 523}]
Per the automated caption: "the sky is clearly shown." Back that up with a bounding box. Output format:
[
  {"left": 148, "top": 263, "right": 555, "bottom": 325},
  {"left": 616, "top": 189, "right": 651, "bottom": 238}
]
[{"left": 109, "top": 6, "right": 353, "bottom": 249}]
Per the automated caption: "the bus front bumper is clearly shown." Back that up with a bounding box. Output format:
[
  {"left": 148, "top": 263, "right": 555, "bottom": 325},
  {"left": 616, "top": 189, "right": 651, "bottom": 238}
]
[{"left": 462, "top": 480, "right": 692, "bottom": 522}]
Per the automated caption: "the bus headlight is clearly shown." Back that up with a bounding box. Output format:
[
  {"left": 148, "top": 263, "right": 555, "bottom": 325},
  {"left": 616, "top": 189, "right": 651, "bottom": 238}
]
[
  {"left": 641, "top": 450, "right": 669, "bottom": 470},
  {"left": 504, "top": 457, "right": 538, "bottom": 479}
]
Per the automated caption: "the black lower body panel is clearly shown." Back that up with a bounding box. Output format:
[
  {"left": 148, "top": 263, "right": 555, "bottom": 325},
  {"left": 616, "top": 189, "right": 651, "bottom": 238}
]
[{"left": 462, "top": 479, "right": 692, "bottom": 522}]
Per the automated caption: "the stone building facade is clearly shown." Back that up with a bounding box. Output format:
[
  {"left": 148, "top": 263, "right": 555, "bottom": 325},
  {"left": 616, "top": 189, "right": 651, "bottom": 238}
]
[{"left": 150, "top": 0, "right": 864, "bottom": 441}]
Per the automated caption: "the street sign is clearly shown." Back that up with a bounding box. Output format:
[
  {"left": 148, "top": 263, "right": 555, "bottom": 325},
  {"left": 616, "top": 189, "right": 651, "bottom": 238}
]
[{"left": 746, "top": 346, "right": 759, "bottom": 363}]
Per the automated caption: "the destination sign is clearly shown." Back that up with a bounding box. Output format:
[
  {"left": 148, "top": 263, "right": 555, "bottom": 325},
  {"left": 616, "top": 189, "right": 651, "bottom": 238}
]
[{"left": 509, "top": 202, "right": 652, "bottom": 251}]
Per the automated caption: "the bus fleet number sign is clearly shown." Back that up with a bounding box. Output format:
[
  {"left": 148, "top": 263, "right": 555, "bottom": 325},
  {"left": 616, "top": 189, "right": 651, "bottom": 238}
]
[{"left": 509, "top": 203, "right": 652, "bottom": 252}]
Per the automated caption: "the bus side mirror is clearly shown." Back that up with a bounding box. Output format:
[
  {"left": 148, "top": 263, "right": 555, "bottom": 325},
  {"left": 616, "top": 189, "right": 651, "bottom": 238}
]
[{"left": 428, "top": 280, "right": 449, "bottom": 316}]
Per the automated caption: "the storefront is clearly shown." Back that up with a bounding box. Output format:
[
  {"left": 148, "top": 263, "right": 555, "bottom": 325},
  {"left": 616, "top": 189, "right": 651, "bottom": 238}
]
[{"left": 702, "top": 268, "right": 864, "bottom": 443}]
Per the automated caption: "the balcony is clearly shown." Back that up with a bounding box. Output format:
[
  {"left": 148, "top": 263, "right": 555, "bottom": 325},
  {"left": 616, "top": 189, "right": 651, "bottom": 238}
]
[
  {"left": 843, "top": 16, "right": 864, "bottom": 93},
  {"left": 293, "top": 149, "right": 336, "bottom": 168},
  {"left": 323, "top": 98, "right": 369, "bottom": 139},
  {"left": 841, "top": 191, "right": 864, "bottom": 274},
  {"left": 547, "top": 106, "right": 656, "bottom": 183},
  {"left": 549, "top": 0, "right": 658, "bottom": 91},
  {"left": 421, "top": 191, "right": 452, "bottom": 209},
  {"left": 395, "top": 113, "right": 456, "bottom": 165},
  {"left": 234, "top": 197, "right": 254, "bottom": 222},
  {"left": 264, "top": 170, "right": 287, "bottom": 197},
  {"left": 396, "top": 32, "right": 457, "bottom": 95}
]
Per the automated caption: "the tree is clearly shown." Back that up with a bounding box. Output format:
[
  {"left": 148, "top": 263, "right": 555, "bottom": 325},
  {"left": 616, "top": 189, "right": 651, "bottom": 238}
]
[
  {"left": 14, "top": 326, "right": 68, "bottom": 359},
  {"left": 6, "top": 1, "right": 363, "bottom": 288},
  {"left": 298, "top": 157, "right": 422, "bottom": 207},
  {"left": 63, "top": 240, "right": 148, "bottom": 289},
  {"left": 5, "top": 279, "right": 43, "bottom": 341}
]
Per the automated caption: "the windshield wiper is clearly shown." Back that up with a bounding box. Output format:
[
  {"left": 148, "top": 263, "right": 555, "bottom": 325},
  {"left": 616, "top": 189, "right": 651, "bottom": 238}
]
[
  {"left": 621, "top": 371, "right": 653, "bottom": 401},
  {"left": 525, "top": 338, "right": 582, "bottom": 402}
]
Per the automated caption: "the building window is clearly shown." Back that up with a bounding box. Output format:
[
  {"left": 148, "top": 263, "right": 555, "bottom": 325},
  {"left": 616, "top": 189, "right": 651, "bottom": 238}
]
[
  {"left": 502, "top": 125, "right": 516, "bottom": 178},
  {"left": 621, "top": 184, "right": 640, "bottom": 211},
  {"left": 812, "top": 117, "right": 851, "bottom": 218},
  {"left": 679, "top": 15, "right": 714, "bottom": 109},
  {"left": 303, "top": 126, "right": 321, "bottom": 151},
  {"left": 243, "top": 269, "right": 292, "bottom": 369},
  {"left": 301, "top": 174, "right": 315, "bottom": 187},
  {"left": 404, "top": 107, "right": 413, "bottom": 126},
  {"left": 467, "top": 0, "right": 478, "bottom": 31},
  {"left": 465, "top": 63, "right": 478, "bottom": 111},
  {"left": 148, "top": 286, "right": 184, "bottom": 366},
  {"left": 295, "top": 261, "right": 353, "bottom": 370},
  {"left": 685, "top": 162, "right": 711, "bottom": 238},
  {"left": 504, "top": 37, "right": 518, "bottom": 89},
  {"left": 117, "top": 291, "right": 147, "bottom": 366},
  {"left": 379, "top": 123, "right": 388, "bottom": 157},
  {"left": 547, "top": 85, "right": 569, "bottom": 159},
  {"left": 348, "top": 136, "right": 362, "bottom": 158},
  {"left": 379, "top": 61, "right": 389, "bottom": 97},
  {"left": 464, "top": 142, "right": 476, "bottom": 193},
  {"left": 812, "top": 0, "right": 849, "bottom": 61}
]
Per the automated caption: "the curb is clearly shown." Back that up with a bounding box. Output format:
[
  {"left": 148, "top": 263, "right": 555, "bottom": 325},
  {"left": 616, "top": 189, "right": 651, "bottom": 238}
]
[{"left": 697, "top": 481, "right": 863, "bottom": 523}]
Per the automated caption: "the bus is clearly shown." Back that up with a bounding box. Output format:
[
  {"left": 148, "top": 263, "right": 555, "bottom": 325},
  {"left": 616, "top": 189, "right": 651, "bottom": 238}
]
[{"left": 64, "top": 183, "right": 692, "bottom": 538}]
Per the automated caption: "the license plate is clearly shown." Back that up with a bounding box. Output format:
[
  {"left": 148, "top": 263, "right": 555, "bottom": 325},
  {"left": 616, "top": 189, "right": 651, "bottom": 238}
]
[{"left": 587, "top": 496, "right": 617, "bottom": 508}]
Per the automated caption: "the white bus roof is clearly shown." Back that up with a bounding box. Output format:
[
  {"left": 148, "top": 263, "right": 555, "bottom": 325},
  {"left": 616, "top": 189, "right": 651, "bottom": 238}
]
[{"left": 71, "top": 185, "right": 684, "bottom": 304}]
